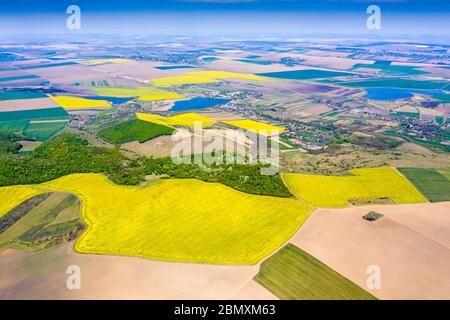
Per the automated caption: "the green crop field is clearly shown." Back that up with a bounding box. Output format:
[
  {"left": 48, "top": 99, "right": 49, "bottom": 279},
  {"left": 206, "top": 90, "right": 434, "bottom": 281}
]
[
  {"left": 0, "top": 107, "right": 69, "bottom": 122},
  {"left": 0, "top": 120, "right": 28, "bottom": 133},
  {"left": 0, "top": 91, "right": 47, "bottom": 100},
  {"left": 254, "top": 244, "right": 376, "bottom": 300},
  {"left": 438, "top": 169, "right": 450, "bottom": 180},
  {"left": 23, "top": 121, "right": 67, "bottom": 141},
  {"left": 398, "top": 168, "right": 450, "bottom": 202},
  {"left": 98, "top": 119, "right": 174, "bottom": 144},
  {"left": 351, "top": 63, "right": 428, "bottom": 76},
  {"left": 0, "top": 75, "right": 41, "bottom": 83}
]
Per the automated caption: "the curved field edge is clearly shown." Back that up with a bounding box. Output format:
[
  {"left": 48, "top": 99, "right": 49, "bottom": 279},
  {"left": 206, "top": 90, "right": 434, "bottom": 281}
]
[
  {"left": 40, "top": 173, "right": 314, "bottom": 265},
  {"left": 281, "top": 167, "right": 427, "bottom": 208},
  {"left": 0, "top": 192, "right": 83, "bottom": 252}
]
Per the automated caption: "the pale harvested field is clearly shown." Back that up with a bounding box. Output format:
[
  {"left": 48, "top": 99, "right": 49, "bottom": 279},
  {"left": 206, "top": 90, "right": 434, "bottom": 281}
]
[
  {"left": 302, "top": 50, "right": 351, "bottom": 58},
  {"left": 205, "top": 58, "right": 292, "bottom": 74},
  {"left": 395, "top": 142, "right": 433, "bottom": 155},
  {"left": 291, "top": 202, "right": 450, "bottom": 300},
  {"left": 199, "top": 111, "right": 244, "bottom": 121},
  {"left": 230, "top": 279, "right": 277, "bottom": 300},
  {"left": 417, "top": 106, "right": 443, "bottom": 116},
  {"left": 30, "top": 64, "right": 114, "bottom": 85},
  {"left": 121, "top": 135, "right": 179, "bottom": 158},
  {"left": 296, "top": 104, "right": 331, "bottom": 116},
  {"left": 94, "top": 60, "right": 193, "bottom": 81},
  {"left": 395, "top": 105, "right": 419, "bottom": 113},
  {"left": 257, "top": 80, "right": 337, "bottom": 95},
  {"left": 0, "top": 97, "right": 60, "bottom": 112},
  {"left": 0, "top": 78, "right": 43, "bottom": 86},
  {"left": 0, "top": 243, "right": 274, "bottom": 300},
  {"left": 365, "top": 105, "right": 390, "bottom": 116},
  {"left": 289, "top": 53, "right": 371, "bottom": 70},
  {"left": 122, "top": 129, "right": 250, "bottom": 158},
  {"left": 19, "top": 140, "right": 42, "bottom": 152},
  {"left": 0, "top": 70, "right": 31, "bottom": 78},
  {"left": 419, "top": 67, "right": 450, "bottom": 77},
  {"left": 10, "top": 59, "right": 52, "bottom": 67}
]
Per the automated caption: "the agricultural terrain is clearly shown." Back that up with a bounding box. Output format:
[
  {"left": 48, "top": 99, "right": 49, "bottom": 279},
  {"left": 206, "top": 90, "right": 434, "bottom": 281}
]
[
  {"left": 41, "top": 173, "right": 313, "bottom": 264},
  {"left": 0, "top": 35, "right": 449, "bottom": 300},
  {"left": 254, "top": 244, "right": 376, "bottom": 300},
  {"left": 282, "top": 168, "right": 427, "bottom": 207},
  {"left": 398, "top": 168, "right": 450, "bottom": 202}
]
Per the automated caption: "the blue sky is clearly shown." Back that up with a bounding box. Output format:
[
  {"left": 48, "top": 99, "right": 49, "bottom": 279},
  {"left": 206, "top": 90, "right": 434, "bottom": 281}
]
[{"left": 0, "top": 0, "right": 449, "bottom": 36}]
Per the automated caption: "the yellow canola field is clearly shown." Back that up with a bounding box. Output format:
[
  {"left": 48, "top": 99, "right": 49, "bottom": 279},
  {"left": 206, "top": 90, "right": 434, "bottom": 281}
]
[
  {"left": 49, "top": 95, "right": 112, "bottom": 109},
  {"left": 0, "top": 186, "right": 45, "bottom": 218},
  {"left": 41, "top": 173, "right": 313, "bottom": 264},
  {"left": 93, "top": 86, "right": 184, "bottom": 101},
  {"left": 222, "top": 119, "right": 285, "bottom": 135},
  {"left": 136, "top": 112, "right": 216, "bottom": 128},
  {"left": 152, "top": 70, "right": 267, "bottom": 86},
  {"left": 282, "top": 168, "right": 427, "bottom": 208},
  {"left": 79, "top": 58, "right": 132, "bottom": 66}
]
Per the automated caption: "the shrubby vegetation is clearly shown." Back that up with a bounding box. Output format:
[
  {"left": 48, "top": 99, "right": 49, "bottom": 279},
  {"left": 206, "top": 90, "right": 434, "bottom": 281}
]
[
  {"left": 332, "top": 134, "right": 402, "bottom": 150},
  {"left": 0, "top": 133, "right": 125, "bottom": 185},
  {"left": 0, "top": 133, "right": 291, "bottom": 197},
  {"left": 0, "top": 133, "right": 23, "bottom": 154}
]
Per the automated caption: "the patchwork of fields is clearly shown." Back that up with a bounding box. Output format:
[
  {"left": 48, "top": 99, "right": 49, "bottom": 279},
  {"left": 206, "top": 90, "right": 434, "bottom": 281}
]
[
  {"left": 49, "top": 95, "right": 112, "bottom": 109},
  {"left": 23, "top": 121, "right": 68, "bottom": 141},
  {"left": 292, "top": 203, "right": 450, "bottom": 299},
  {"left": 41, "top": 174, "right": 313, "bottom": 264},
  {"left": 0, "top": 107, "right": 68, "bottom": 122},
  {"left": 283, "top": 167, "right": 427, "bottom": 207},
  {"left": 398, "top": 168, "right": 450, "bottom": 202},
  {"left": 1, "top": 40, "right": 449, "bottom": 300},
  {"left": 222, "top": 119, "right": 285, "bottom": 135},
  {"left": 79, "top": 58, "right": 132, "bottom": 66},
  {"left": 254, "top": 244, "right": 376, "bottom": 300},
  {"left": 136, "top": 112, "right": 217, "bottom": 128},
  {"left": 151, "top": 70, "right": 268, "bottom": 86},
  {"left": 92, "top": 86, "right": 184, "bottom": 100}
]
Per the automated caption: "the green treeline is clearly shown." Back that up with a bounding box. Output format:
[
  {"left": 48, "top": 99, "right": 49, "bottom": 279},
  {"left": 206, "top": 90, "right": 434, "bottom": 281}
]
[{"left": 0, "top": 133, "right": 291, "bottom": 197}]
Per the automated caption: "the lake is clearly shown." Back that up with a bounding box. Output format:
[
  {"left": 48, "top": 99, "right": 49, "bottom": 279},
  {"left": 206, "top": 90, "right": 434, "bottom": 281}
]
[
  {"left": 170, "top": 97, "right": 230, "bottom": 111},
  {"left": 365, "top": 88, "right": 445, "bottom": 101}
]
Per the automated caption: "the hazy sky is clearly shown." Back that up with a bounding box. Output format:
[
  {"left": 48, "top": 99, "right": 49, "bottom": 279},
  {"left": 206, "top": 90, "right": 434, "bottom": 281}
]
[{"left": 0, "top": 0, "right": 448, "bottom": 36}]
